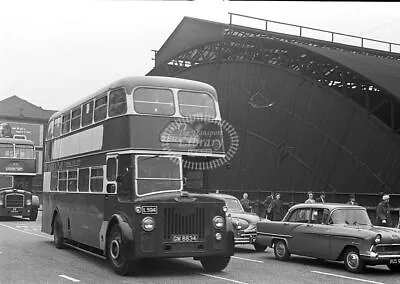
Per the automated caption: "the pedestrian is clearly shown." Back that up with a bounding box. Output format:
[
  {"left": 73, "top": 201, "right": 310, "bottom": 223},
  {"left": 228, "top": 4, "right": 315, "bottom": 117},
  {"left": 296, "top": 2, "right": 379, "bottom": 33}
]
[
  {"left": 240, "top": 192, "right": 252, "bottom": 213},
  {"left": 346, "top": 194, "right": 358, "bottom": 205},
  {"left": 305, "top": 191, "right": 315, "bottom": 204},
  {"left": 376, "top": 194, "right": 391, "bottom": 227},
  {"left": 270, "top": 193, "right": 286, "bottom": 221},
  {"left": 316, "top": 192, "right": 326, "bottom": 203},
  {"left": 262, "top": 192, "right": 274, "bottom": 219}
]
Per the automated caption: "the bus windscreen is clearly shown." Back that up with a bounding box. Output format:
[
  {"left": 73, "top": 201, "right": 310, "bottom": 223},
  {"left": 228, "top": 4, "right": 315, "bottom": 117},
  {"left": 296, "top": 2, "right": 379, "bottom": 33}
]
[
  {"left": 136, "top": 156, "right": 181, "bottom": 196},
  {"left": 178, "top": 91, "right": 216, "bottom": 118},
  {"left": 133, "top": 88, "right": 175, "bottom": 116}
]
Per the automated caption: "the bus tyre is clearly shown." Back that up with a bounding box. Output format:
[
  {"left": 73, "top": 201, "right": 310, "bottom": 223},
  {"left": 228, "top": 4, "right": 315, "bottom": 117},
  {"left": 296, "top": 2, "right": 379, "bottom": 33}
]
[
  {"left": 53, "top": 215, "right": 65, "bottom": 249},
  {"left": 344, "top": 248, "right": 365, "bottom": 273},
  {"left": 107, "top": 225, "right": 132, "bottom": 276},
  {"left": 200, "top": 255, "right": 230, "bottom": 272},
  {"left": 29, "top": 208, "right": 38, "bottom": 221}
]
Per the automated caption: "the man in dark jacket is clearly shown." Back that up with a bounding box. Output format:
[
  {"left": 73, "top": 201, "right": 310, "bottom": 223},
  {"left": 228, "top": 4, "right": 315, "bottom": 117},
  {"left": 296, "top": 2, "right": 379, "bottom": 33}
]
[
  {"left": 376, "top": 194, "right": 391, "bottom": 227},
  {"left": 240, "top": 192, "right": 252, "bottom": 213},
  {"left": 316, "top": 192, "right": 326, "bottom": 203},
  {"left": 262, "top": 192, "right": 274, "bottom": 219},
  {"left": 270, "top": 193, "right": 285, "bottom": 221}
]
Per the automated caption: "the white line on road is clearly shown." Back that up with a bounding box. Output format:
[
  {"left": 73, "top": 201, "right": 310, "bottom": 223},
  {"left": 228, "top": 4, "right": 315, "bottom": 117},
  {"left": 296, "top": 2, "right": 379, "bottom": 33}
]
[
  {"left": 232, "top": 256, "right": 264, "bottom": 263},
  {"left": 59, "top": 275, "right": 81, "bottom": 282},
  {"left": 0, "top": 223, "right": 52, "bottom": 240},
  {"left": 198, "top": 273, "right": 249, "bottom": 284},
  {"left": 311, "top": 270, "right": 386, "bottom": 284}
]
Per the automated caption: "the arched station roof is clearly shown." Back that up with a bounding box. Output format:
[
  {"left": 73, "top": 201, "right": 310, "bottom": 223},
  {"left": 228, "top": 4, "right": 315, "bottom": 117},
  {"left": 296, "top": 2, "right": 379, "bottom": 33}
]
[{"left": 152, "top": 16, "right": 400, "bottom": 135}]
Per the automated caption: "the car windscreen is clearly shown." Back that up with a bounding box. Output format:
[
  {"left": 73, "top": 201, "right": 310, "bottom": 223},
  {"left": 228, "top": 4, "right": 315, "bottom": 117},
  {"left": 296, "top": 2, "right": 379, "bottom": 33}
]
[
  {"left": 330, "top": 209, "right": 372, "bottom": 225},
  {"left": 224, "top": 198, "right": 244, "bottom": 212}
]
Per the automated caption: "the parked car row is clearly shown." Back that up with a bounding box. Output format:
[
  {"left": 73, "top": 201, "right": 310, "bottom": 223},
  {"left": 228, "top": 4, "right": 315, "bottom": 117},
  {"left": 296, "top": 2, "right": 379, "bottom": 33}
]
[{"left": 210, "top": 193, "right": 400, "bottom": 274}]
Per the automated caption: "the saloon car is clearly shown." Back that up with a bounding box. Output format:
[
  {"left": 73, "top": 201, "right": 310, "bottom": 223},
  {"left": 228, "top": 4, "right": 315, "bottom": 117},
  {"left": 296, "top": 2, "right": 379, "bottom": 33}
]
[
  {"left": 209, "top": 193, "right": 267, "bottom": 251},
  {"left": 256, "top": 203, "right": 400, "bottom": 273}
]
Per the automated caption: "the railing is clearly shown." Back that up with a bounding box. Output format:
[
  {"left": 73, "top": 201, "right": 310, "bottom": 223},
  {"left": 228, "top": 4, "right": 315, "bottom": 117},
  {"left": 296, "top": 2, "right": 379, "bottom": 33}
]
[{"left": 228, "top": 12, "right": 400, "bottom": 54}]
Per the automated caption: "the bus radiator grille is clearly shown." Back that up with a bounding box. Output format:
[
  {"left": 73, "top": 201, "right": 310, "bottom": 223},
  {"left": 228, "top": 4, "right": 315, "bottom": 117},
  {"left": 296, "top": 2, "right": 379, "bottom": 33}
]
[
  {"left": 164, "top": 207, "right": 205, "bottom": 240},
  {"left": 5, "top": 194, "right": 24, "bottom": 208}
]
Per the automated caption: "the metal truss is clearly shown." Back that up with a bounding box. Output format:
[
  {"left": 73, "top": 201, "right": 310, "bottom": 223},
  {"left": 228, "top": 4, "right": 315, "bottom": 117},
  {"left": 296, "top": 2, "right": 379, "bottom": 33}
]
[{"left": 154, "top": 26, "right": 400, "bottom": 135}]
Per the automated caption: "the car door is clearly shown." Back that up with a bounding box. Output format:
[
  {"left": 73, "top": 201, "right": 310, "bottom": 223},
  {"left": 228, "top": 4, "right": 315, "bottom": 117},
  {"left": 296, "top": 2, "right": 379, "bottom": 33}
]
[{"left": 288, "top": 208, "right": 331, "bottom": 258}]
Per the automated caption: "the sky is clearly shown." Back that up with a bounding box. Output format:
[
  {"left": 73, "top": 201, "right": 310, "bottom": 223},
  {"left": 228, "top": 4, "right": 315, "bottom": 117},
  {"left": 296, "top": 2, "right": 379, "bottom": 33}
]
[{"left": 1, "top": 0, "right": 400, "bottom": 111}]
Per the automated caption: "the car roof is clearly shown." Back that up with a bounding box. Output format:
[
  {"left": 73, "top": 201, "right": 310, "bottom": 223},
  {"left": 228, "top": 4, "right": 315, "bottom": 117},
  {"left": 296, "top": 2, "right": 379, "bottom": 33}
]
[{"left": 290, "top": 202, "right": 365, "bottom": 210}]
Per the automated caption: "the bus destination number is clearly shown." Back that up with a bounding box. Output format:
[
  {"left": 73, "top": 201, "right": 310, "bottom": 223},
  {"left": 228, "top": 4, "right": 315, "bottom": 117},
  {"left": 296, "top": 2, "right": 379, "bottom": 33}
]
[
  {"left": 172, "top": 234, "right": 199, "bottom": 242},
  {"left": 141, "top": 206, "right": 158, "bottom": 214}
]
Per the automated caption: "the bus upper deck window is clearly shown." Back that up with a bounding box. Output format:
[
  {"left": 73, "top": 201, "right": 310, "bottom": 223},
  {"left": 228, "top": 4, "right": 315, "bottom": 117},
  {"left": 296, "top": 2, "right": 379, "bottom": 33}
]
[
  {"left": 94, "top": 95, "right": 108, "bottom": 122},
  {"left": 15, "top": 145, "right": 34, "bottom": 159},
  {"left": 133, "top": 88, "right": 174, "bottom": 116},
  {"left": 71, "top": 107, "right": 82, "bottom": 131},
  {"left": 178, "top": 91, "right": 216, "bottom": 118},
  {"left": 109, "top": 88, "right": 127, "bottom": 117},
  {"left": 53, "top": 117, "right": 62, "bottom": 138},
  {"left": 62, "top": 112, "right": 71, "bottom": 134},
  {"left": 47, "top": 120, "right": 54, "bottom": 140},
  {"left": 82, "top": 101, "right": 94, "bottom": 127}
]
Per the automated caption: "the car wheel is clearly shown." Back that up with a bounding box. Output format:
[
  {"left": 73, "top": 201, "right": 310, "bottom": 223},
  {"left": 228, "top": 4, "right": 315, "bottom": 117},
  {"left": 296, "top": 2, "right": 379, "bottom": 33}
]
[
  {"left": 387, "top": 264, "right": 400, "bottom": 272},
  {"left": 107, "top": 225, "right": 132, "bottom": 275},
  {"left": 29, "top": 208, "right": 38, "bottom": 221},
  {"left": 254, "top": 242, "right": 268, "bottom": 252},
  {"left": 200, "top": 256, "right": 231, "bottom": 272},
  {"left": 344, "top": 248, "right": 365, "bottom": 273},
  {"left": 274, "top": 240, "right": 290, "bottom": 261},
  {"left": 53, "top": 214, "right": 65, "bottom": 249}
]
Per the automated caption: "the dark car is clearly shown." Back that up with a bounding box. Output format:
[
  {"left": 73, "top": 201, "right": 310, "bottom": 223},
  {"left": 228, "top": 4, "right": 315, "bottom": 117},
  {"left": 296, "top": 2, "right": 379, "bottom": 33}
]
[
  {"left": 256, "top": 203, "right": 400, "bottom": 273},
  {"left": 209, "top": 193, "right": 268, "bottom": 251}
]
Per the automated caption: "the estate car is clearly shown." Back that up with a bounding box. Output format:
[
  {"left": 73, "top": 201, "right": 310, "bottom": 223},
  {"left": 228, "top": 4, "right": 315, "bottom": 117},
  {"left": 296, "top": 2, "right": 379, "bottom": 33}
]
[{"left": 256, "top": 203, "right": 400, "bottom": 273}]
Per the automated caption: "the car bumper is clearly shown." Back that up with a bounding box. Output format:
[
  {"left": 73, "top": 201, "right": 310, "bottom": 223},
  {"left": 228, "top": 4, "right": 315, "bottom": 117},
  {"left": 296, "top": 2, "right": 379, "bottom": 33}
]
[
  {"left": 234, "top": 232, "right": 257, "bottom": 244},
  {"left": 360, "top": 251, "right": 400, "bottom": 264}
]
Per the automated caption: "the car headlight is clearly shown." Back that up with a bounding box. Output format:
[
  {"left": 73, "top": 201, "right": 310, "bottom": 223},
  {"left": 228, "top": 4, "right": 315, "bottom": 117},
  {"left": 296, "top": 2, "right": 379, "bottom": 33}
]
[
  {"left": 374, "top": 234, "right": 382, "bottom": 244},
  {"left": 141, "top": 217, "right": 155, "bottom": 232},
  {"left": 231, "top": 217, "right": 250, "bottom": 230},
  {"left": 213, "top": 216, "right": 225, "bottom": 229}
]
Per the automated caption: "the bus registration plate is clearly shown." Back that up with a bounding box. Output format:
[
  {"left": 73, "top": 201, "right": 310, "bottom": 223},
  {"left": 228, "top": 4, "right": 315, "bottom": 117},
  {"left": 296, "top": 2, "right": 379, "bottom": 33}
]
[
  {"left": 389, "top": 259, "right": 400, "bottom": 264},
  {"left": 172, "top": 234, "right": 198, "bottom": 242}
]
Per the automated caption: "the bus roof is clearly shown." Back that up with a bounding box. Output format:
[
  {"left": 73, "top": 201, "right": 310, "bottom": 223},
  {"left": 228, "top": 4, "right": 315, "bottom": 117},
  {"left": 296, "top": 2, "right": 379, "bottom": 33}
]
[
  {"left": 50, "top": 76, "right": 218, "bottom": 121},
  {"left": 0, "top": 137, "right": 35, "bottom": 145}
]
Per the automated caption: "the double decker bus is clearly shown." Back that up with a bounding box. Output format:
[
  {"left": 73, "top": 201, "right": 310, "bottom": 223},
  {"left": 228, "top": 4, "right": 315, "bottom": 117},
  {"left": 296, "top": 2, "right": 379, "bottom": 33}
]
[
  {"left": 41, "top": 76, "right": 234, "bottom": 275},
  {"left": 0, "top": 136, "right": 39, "bottom": 221}
]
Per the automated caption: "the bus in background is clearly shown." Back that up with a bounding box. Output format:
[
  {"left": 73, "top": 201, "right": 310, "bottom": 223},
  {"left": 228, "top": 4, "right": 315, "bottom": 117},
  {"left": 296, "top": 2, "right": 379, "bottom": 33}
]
[
  {"left": 41, "top": 76, "right": 234, "bottom": 275},
  {"left": 0, "top": 136, "right": 39, "bottom": 221}
]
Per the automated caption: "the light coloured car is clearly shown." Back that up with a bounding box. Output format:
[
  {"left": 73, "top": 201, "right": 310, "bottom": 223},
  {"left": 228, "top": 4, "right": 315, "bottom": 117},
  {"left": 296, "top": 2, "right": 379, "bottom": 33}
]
[
  {"left": 256, "top": 203, "right": 400, "bottom": 273},
  {"left": 209, "top": 193, "right": 268, "bottom": 251}
]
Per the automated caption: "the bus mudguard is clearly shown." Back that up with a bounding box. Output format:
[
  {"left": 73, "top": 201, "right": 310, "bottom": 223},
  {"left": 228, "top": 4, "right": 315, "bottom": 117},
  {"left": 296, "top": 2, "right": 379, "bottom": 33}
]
[
  {"left": 32, "top": 195, "right": 40, "bottom": 208},
  {"left": 105, "top": 213, "right": 134, "bottom": 256}
]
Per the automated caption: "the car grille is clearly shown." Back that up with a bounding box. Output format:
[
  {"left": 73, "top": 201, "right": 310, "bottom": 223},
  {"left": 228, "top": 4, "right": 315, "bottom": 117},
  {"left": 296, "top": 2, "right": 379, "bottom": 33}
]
[
  {"left": 5, "top": 194, "right": 24, "bottom": 208},
  {"left": 375, "top": 244, "right": 400, "bottom": 254},
  {"left": 164, "top": 207, "right": 205, "bottom": 240}
]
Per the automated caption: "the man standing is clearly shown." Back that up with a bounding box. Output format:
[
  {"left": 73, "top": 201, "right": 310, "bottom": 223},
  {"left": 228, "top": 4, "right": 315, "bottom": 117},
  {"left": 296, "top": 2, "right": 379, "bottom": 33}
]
[
  {"left": 270, "top": 193, "right": 285, "bottom": 221},
  {"left": 346, "top": 194, "right": 358, "bottom": 205},
  {"left": 376, "top": 194, "right": 391, "bottom": 227},
  {"left": 262, "top": 192, "right": 274, "bottom": 219},
  {"left": 316, "top": 192, "right": 326, "bottom": 203},
  {"left": 240, "top": 192, "right": 252, "bottom": 213}
]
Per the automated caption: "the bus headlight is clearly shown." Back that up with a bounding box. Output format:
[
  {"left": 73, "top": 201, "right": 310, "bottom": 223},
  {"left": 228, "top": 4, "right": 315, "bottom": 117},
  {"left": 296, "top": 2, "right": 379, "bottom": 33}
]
[
  {"left": 26, "top": 199, "right": 32, "bottom": 206},
  {"left": 213, "top": 216, "right": 225, "bottom": 229},
  {"left": 0, "top": 195, "right": 3, "bottom": 206},
  {"left": 141, "top": 217, "right": 155, "bottom": 232}
]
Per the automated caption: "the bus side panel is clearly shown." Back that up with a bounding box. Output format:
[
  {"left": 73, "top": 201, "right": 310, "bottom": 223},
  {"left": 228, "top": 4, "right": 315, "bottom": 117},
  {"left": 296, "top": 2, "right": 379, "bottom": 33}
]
[{"left": 41, "top": 192, "right": 54, "bottom": 234}]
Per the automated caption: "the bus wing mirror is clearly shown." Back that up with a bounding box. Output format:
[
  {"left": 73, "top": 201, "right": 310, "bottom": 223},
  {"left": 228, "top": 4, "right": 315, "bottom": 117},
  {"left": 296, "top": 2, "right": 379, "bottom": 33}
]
[{"left": 116, "top": 176, "right": 123, "bottom": 183}]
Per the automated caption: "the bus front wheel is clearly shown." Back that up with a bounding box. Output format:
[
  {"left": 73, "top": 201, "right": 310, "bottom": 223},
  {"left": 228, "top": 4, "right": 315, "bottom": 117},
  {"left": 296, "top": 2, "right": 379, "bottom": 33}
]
[
  {"left": 53, "top": 214, "right": 65, "bottom": 249},
  {"left": 107, "top": 225, "right": 132, "bottom": 276},
  {"left": 200, "top": 255, "right": 231, "bottom": 272}
]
